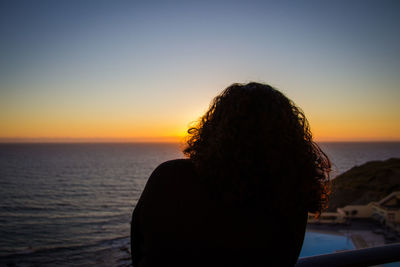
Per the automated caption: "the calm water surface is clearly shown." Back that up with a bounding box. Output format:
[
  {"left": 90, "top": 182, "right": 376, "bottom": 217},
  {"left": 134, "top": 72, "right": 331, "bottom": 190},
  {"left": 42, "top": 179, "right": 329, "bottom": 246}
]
[
  {"left": 0, "top": 142, "right": 399, "bottom": 266},
  {"left": 299, "top": 231, "right": 354, "bottom": 257}
]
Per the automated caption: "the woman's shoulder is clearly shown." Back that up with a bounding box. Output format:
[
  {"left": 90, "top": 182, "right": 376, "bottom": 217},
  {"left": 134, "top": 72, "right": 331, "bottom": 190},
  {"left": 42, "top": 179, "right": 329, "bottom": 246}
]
[
  {"left": 157, "top": 158, "right": 193, "bottom": 168},
  {"left": 140, "top": 159, "right": 196, "bottom": 200},
  {"left": 147, "top": 159, "right": 195, "bottom": 184},
  {"left": 154, "top": 158, "right": 194, "bottom": 174}
]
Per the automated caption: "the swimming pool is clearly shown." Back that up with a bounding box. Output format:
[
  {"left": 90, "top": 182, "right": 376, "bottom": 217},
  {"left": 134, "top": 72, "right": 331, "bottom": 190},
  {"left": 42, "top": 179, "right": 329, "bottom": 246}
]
[
  {"left": 300, "top": 231, "right": 400, "bottom": 267},
  {"left": 299, "top": 231, "right": 354, "bottom": 257}
]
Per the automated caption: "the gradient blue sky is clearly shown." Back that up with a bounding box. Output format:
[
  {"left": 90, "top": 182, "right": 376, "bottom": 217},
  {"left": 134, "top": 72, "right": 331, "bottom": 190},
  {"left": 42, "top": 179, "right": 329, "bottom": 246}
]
[{"left": 1, "top": 0, "right": 399, "bottom": 142}]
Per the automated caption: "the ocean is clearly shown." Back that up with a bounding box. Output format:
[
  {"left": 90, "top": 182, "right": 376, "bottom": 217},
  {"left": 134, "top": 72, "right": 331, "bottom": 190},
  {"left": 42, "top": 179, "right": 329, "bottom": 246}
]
[{"left": 0, "top": 142, "right": 399, "bottom": 266}]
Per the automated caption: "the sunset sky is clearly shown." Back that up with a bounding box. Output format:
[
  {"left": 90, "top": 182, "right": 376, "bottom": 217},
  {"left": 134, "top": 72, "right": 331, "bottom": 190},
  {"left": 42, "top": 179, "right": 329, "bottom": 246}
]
[{"left": 1, "top": 0, "right": 399, "bottom": 142}]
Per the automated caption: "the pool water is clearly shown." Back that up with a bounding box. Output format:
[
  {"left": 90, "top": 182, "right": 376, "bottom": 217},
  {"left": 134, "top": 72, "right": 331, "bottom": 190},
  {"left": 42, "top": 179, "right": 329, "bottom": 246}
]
[
  {"left": 300, "top": 231, "right": 400, "bottom": 267},
  {"left": 300, "top": 231, "right": 354, "bottom": 257}
]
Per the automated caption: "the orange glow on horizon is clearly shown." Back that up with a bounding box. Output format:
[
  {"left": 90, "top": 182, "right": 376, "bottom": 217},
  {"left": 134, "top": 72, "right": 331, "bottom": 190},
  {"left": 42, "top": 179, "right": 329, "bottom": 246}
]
[
  {"left": 1, "top": 129, "right": 399, "bottom": 143},
  {"left": 1, "top": 106, "right": 399, "bottom": 143}
]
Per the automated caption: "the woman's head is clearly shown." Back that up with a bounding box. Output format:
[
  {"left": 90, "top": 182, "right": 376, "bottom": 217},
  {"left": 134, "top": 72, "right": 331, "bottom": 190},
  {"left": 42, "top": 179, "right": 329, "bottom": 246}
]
[{"left": 184, "top": 82, "right": 330, "bottom": 215}]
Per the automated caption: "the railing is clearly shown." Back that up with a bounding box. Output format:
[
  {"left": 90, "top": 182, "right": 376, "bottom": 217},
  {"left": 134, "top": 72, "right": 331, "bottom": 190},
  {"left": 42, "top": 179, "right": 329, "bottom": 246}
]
[{"left": 295, "top": 243, "right": 400, "bottom": 267}]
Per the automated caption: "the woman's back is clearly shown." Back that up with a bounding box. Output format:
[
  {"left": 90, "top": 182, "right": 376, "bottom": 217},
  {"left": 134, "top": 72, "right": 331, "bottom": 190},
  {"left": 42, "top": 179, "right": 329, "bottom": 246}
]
[{"left": 131, "top": 159, "right": 308, "bottom": 266}]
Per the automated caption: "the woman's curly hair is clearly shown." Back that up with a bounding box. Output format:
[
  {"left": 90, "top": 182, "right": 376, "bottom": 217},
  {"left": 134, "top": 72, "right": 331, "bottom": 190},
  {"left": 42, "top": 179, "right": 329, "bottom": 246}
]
[{"left": 183, "top": 82, "right": 331, "bottom": 215}]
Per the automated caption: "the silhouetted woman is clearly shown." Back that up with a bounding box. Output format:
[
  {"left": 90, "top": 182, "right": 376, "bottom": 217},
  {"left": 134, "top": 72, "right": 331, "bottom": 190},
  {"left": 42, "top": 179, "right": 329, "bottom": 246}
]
[{"left": 131, "top": 82, "right": 331, "bottom": 266}]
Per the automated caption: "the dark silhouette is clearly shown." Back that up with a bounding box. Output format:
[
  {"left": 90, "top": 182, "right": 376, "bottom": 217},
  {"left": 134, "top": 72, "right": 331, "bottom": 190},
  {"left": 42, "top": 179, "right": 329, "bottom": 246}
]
[{"left": 131, "top": 82, "right": 331, "bottom": 266}]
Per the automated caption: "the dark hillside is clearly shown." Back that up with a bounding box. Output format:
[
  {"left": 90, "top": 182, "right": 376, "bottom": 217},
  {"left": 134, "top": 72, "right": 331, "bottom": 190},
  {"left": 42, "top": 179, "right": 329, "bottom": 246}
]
[{"left": 328, "top": 158, "right": 400, "bottom": 211}]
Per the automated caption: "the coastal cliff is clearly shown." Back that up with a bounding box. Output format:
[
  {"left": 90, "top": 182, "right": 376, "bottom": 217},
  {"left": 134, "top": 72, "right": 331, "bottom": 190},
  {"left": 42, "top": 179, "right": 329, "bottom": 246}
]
[{"left": 328, "top": 158, "right": 400, "bottom": 211}]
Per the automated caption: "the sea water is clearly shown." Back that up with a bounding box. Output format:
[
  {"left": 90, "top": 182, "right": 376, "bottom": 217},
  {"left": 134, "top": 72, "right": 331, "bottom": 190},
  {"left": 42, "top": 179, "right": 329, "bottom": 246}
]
[{"left": 0, "top": 142, "right": 399, "bottom": 266}]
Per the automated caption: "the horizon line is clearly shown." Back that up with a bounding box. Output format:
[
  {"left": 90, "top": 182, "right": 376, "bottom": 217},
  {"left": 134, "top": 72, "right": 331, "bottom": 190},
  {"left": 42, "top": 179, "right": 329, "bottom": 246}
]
[{"left": 1, "top": 137, "right": 400, "bottom": 144}]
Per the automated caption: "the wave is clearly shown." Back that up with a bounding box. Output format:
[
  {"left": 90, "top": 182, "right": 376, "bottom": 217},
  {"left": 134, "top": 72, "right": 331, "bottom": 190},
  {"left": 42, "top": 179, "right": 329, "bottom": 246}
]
[{"left": 0, "top": 235, "right": 130, "bottom": 263}]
